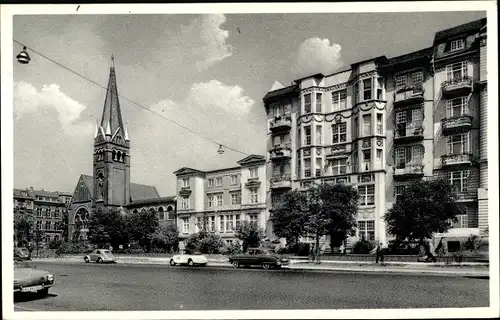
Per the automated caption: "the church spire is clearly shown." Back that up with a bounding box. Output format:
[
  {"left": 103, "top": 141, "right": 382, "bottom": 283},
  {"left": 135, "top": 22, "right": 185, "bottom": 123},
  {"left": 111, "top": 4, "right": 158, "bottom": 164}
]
[{"left": 100, "top": 56, "right": 125, "bottom": 139}]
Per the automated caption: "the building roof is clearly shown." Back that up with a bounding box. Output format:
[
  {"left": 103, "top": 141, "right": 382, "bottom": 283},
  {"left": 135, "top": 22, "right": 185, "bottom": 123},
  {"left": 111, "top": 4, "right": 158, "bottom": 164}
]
[
  {"left": 127, "top": 196, "right": 176, "bottom": 207},
  {"left": 13, "top": 189, "right": 35, "bottom": 199},
  {"left": 262, "top": 85, "right": 297, "bottom": 101},
  {"left": 237, "top": 154, "right": 266, "bottom": 166},
  {"left": 130, "top": 183, "right": 160, "bottom": 202},
  {"left": 379, "top": 47, "right": 433, "bottom": 69},
  {"left": 99, "top": 65, "right": 126, "bottom": 139},
  {"left": 173, "top": 167, "right": 206, "bottom": 176},
  {"left": 434, "top": 18, "right": 486, "bottom": 44},
  {"left": 81, "top": 174, "right": 94, "bottom": 197}
]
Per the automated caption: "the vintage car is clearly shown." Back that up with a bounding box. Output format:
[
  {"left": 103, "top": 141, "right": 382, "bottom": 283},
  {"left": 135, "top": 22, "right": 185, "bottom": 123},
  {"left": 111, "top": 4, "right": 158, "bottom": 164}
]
[
  {"left": 170, "top": 253, "right": 208, "bottom": 267},
  {"left": 84, "top": 249, "right": 116, "bottom": 264},
  {"left": 14, "top": 247, "right": 31, "bottom": 260},
  {"left": 14, "top": 258, "right": 55, "bottom": 297},
  {"left": 228, "top": 248, "right": 290, "bottom": 269}
]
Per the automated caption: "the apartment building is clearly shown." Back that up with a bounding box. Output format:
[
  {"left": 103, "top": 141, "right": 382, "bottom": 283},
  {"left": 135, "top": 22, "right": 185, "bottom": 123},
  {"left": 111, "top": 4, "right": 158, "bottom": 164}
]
[
  {"left": 173, "top": 155, "right": 269, "bottom": 245},
  {"left": 263, "top": 18, "right": 487, "bottom": 246},
  {"left": 14, "top": 187, "right": 72, "bottom": 243}
]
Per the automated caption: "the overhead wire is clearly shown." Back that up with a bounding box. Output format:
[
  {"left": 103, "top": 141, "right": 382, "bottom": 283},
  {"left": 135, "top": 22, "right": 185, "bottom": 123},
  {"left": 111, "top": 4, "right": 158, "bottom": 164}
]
[{"left": 13, "top": 39, "right": 250, "bottom": 156}]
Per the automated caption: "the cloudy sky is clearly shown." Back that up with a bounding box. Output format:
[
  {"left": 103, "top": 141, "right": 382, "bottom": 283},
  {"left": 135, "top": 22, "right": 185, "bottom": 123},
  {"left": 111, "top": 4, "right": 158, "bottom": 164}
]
[{"left": 12, "top": 10, "right": 486, "bottom": 196}]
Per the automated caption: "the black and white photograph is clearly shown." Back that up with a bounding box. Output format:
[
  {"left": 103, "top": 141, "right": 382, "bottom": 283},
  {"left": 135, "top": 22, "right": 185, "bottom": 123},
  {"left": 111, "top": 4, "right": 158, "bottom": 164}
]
[{"left": 1, "top": 2, "right": 498, "bottom": 319}]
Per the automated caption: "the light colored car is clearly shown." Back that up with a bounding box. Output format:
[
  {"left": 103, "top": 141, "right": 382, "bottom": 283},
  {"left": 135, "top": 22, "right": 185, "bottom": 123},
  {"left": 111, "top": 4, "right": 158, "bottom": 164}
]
[
  {"left": 170, "top": 253, "right": 208, "bottom": 266},
  {"left": 84, "top": 249, "right": 116, "bottom": 264},
  {"left": 14, "top": 258, "right": 55, "bottom": 297}
]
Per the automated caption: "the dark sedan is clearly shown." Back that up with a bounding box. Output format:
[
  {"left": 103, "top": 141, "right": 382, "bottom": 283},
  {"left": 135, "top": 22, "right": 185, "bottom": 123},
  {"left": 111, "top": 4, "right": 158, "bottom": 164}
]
[{"left": 228, "top": 248, "right": 290, "bottom": 269}]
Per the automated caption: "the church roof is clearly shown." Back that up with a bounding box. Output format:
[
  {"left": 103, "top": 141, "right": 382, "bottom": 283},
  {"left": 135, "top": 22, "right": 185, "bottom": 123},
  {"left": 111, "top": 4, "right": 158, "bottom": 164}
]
[
  {"left": 130, "top": 183, "right": 160, "bottom": 202},
  {"left": 100, "top": 63, "right": 125, "bottom": 139},
  {"left": 127, "top": 196, "right": 176, "bottom": 207},
  {"left": 81, "top": 174, "right": 94, "bottom": 197}
]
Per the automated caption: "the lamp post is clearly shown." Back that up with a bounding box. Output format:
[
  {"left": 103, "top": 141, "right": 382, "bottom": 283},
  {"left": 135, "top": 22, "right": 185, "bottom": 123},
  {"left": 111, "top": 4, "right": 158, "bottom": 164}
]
[{"left": 16, "top": 46, "right": 31, "bottom": 64}]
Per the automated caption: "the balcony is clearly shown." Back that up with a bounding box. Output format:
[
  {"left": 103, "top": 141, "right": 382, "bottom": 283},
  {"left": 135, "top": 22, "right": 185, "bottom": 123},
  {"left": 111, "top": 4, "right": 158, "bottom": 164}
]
[
  {"left": 179, "top": 186, "right": 192, "bottom": 197},
  {"left": 455, "top": 191, "right": 478, "bottom": 202},
  {"left": 326, "top": 143, "right": 352, "bottom": 159},
  {"left": 441, "top": 77, "right": 473, "bottom": 98},
  {"left": 441, "top": 153, "right": 473, "bottom": 167},
  {"left": 245, "top": 177, "right": 262, "bottom": 188},
  {"left": 270, "top": 115, "right": 292, "bottom": 133},
  {"left": 441, "top": 115, "right": 473, "bottom": 135},
  {"left": 393, "top": 85, "right": 424, "bottom": 106},
  {"left": 394, "top": 126, "right": 424, "bottom": 143},
  {"left": 270, "top": 145, "right": 292, "bottom": 160},
  {"left": 393, "top": 164, "right": 424, "bottom": 179},
  {"left": 270, "top": 174, "right": 292, "bottom": 190}
]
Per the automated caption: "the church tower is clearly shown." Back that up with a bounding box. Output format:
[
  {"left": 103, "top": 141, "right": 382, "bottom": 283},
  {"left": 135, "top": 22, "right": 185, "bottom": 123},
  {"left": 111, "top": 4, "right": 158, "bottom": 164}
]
[{"left": 93, "top": 57, "right": 131, "bottom": 209}]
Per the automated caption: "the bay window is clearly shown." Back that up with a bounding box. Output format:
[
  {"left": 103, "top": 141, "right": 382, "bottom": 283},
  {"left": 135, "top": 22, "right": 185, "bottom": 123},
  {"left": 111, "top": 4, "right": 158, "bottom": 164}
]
[
  {"left": 315, "top": 93, "right": 322, "bottom": 113},
  {"left": 332, "top": 90, "right": 347, "bottom": 111},
  {"left": 304, "top": 126, "right": 311, "bottom": 145},
  {"left": 376, "top": 114, "right": 383, "bottom": 135},
  {"left": 316, "top": 125, "right": 323, "bottom": 144},
  {"left": 331, "top": 122, "right": 347, "bottom": 144},
  {"left": 363, "top": 114, "right": 372, "bottom": 136},
  {"left": 304, "top": 94, "right": 312, "bottom": 113},
  {"left": 304, "top": 158, "right": 311, "bottom": 178},
  {"left": 363, "top": 78, "right": 372, "bottom": 101},
  {"left": 315, "top": 158, "right": 322, "bottom": 177}
]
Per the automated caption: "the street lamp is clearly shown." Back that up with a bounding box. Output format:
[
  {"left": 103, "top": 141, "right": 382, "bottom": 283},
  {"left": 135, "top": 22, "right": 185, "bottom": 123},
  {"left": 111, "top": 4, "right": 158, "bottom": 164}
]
[
  {"left": 16, "top": 46, "right": 31, "bottom": 64},
  {"left": 218, "top": 145, "right": 225, "bottom": 154}
]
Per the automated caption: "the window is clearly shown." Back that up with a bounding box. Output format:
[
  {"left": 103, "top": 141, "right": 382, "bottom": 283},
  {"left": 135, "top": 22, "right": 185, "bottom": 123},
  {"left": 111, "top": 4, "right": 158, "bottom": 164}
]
[
  {"left": 396, "top": 108, "right": 423, "bottom": 136},
  {"left": 376, "top": 149, "right": 382, "bottom": 161},
  {"left": 208, "top": 178, "right": 214, "bottom": 188},
  {"left": 304, "top": 94, "right": 312, "bottom": 113},
  {"left": 273, "top": 135, "right": 286, "bottom": 147},
  {"left": 158, "top": 209, "right": 165, "bottom": 220},
  {"left": 208, "top": 194, "right": 215, "bottom": 207},
  {"left": 208, "top": 194, "right": 223, "bottom": 207},
  {"left": 315, "top": 158, "right": 322, "bottom": 177},
  {"left": 304, "top": 126, "right": 311, "bottom": 145},
  {"left": 315, "top": 93, "right": 322, "bottom": 113},
  {"left": 363, "top": 78, "right": 372, "bottom": 100},
  {"left": 180, "top": 197, "right": 190, "bottom": 210},
  {"left": 249, "top": 188, "right": 259, "bottom": 204},
  {"left": 353, "top": 117, "right": 359, "bottom": 140},
  {"left": 182, "top": 218, "right": 189, "bottom": 234},
  {"left": 46, "top": 208, "right": 51, "bottom": 218},
  {"left": 332, "top": 158, "right": 347, "bottom": 175},
  {"left": 447, "top": 133, "right": 469, "bottom": 154},
  {"left": 316, "top": 125, "right": 322, "bottom": 144},
  {"left": 458, "top": 214, "right": 468, "bottom": 228},
  {"left": 331, "top": 122, "right": 347, "bottom": 144},
  {"left": 394, "top": 185, "right": 406, "bottom": 202},
  {"left": 358, "top": 220, "right": 375, "bottom": 241},
  {"left": 450, "top": 39, "right": 465, "bottom": 52},
  {"left": 45, "top": 221, "right": 51, "bottom": 231},
  {"left": 36, "top": 220, "right": 42, "bottom": 230},
  {"left": 395, "top": 74, "right": 407, "bottom": 88},
  {"left": 354, "top": 82, "right": 359, "bottom": 103},
  {"left": 359, "top": 185, "right": 375, "bottom": 206},
  {"left": 352, "top": 151, "right": 358, "bottom": 173},
  {"left": 363, "top": 114, "right": 372, "bottom": 136},
  {"left": 395, "top": 145, "right": 424, "bottom": 168},
  {"left": 215, "top": 177, "right": 223, "bottom": 187},
  {"left": 225, "top": 215, "right": 235, "bottom": 232},
  {"left": 208, "top": 216, "right": 216, "bottom": 232},
  {"left": 181, "top": 178, "right": 189, "bottom": 187},
  {"left": 249, "top": 167, "right": 258, "bottom": 179},
  {"left": 448, "top": 170, "right": 470, "bottom": 192},
  {"left": 446, "top": 61, "right": 468, "bottom": 81},
  {"left": 249, "top": 214, "right": 258, "bottom": 228},
  {"left": 231, "top": 175, "right": 238, "bottom": 185},
  {"left": 376, "top": 114, "right": 383, "bottom": 135},
  {"left": 304, "top": 158, "right": 311, "bottom": 178},
  {"left": 273, "top": 103, "right": 290, "bottom": 118},
  {"left": 446, "top": 97, "right": 468, "bottom": 118},
  {"left": 332, "top": 90, "right": 347, "bottom": 111},
  {"left": 362, "top": 150, "right": 371, "bottom": 171},
  {"left": 216, "top": 194, "right": 223, "bottom": 207},
  {"left": 377, "top": 77, "right": 384, "bottom": 100},
  {"left": 412, "top": 71, "right": 424, "bottom": 84},
  {"left": 220, "top": 216, "right": 225, "bottom": 233},
  {"left": 230, "top": 192, "right": 241, "bottom": 205}
]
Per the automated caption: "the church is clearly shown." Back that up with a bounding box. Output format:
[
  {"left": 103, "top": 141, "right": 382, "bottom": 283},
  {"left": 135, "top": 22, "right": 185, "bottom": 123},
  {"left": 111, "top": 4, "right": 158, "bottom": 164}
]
[{"left": 68, "top": 60, "right": 176, "bottom": 241}]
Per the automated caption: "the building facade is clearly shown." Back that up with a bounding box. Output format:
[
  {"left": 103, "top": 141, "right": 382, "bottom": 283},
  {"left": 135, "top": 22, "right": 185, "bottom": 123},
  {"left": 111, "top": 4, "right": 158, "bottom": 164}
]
[
  {"left": 174, "top": 155, "right": 269, "bottom": 245},
  {"left": 67, "top": 62, "right": 176, "bottom": 240},
  {"left": 14, "top": 187, "right": 71, "bottom": 243},
  {"left": 263, "top": 18, "right": 488, "bottom": 248}
]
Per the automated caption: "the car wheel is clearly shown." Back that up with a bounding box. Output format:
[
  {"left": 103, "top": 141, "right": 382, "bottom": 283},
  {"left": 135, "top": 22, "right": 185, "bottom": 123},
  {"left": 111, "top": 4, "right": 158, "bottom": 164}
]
[
  {"left": 170, "top": 259, "right": 176, "bottom": 266},
  {"left": 84, "top": 257, "right": 90, "bottom": 263},
  {"left": 231, "top": 261, "right": 239, "bottom": 268},
  {"left": 37, "top": 288, "right": 49, "bottom": 298},
  {"left": 188, "top": 259, "right": 194, "bottom": 266},
  {"left": 97, "top": 258, "right": 103, "bottom": 264},
  {"left": 262, "top": 263, "right": 271, "bottom": 270}
]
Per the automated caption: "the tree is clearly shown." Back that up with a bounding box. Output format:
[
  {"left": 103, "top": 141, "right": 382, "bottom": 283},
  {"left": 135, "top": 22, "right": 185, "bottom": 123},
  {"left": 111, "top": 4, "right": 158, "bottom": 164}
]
[
  {"left": 60, "top": 209, "right": 69, "bottom": 242},
  {"left": 270, "top": 190, "right": 308, "bottom": 246},
  {"left": 185, "top": 231, "right": 225, "bottom": 254},
  {"left": 236, "top": 221, "right": 265, "bottom": 252},
  {"left": 151, "top": 224, "right": 179, "bottom": 253},
  {"left": 14, "top": 211, "right": 33, "bottom": 247},
  {"left": 88, "top": 207, "right": 128, "bottom": 249},
  {"left": 384, "top": 178, "right": 463, "bottom": 245},
  {"left": 126, "top": 209, "right": 159, "bottom": 252},
  {"left": 33, "top": 228, "right": 45, "bottom": 257}
]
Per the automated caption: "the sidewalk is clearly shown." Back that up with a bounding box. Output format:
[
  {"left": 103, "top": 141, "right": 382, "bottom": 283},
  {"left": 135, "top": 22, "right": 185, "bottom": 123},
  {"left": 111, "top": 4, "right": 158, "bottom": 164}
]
[{"left": 32, "top": 254, "right": 489, "bottom": 277}]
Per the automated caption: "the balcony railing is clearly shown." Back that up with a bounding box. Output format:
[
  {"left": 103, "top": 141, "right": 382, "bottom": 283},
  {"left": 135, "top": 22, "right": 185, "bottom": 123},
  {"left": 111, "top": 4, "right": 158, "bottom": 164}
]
[
  {"left": 270, "top": 173, "right": 292, "bottom": 189},
  {"left": 179, "top": 186, "right": 192, "bottom": 197},
  {"left": 270, "top": 145, "right": 292, "bottom": 160},
  {"left": 394, "top": 85, "right": 425, "bottom": 106},
  {"left": 393, "top": 164, "right": 424, "bottom": 178},
  {"left": 441, "top": 153, "right": 473, "bottom": 167},
  {"left": 394, "top": 126, "right": 424, "bottom": 143},
  {"left": 270, "top": 115, "right": 292, "bottom": 133},
  {"left": 441, "top": 76, "right": 473, "bottom": 98},
  {"left": 455, "top": 191, "right": 478, "bottom": 202},
  {"left": 441, "top": 115, "right": 473, "bottom": 135}
]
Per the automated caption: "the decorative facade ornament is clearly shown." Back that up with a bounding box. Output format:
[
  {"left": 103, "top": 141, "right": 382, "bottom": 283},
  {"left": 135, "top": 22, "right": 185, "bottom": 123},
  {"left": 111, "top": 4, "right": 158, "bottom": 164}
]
[
  {"left": 362, "top": 139, "right": 371, "bottom": 149},
  {"left": 376, "top": 138, "right": 383, "bottom": 147}
]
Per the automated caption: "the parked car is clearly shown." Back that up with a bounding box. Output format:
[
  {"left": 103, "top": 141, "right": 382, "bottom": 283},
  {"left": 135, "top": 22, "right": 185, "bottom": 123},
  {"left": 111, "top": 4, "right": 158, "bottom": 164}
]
[
  {"left": 14, "top": 257, "right": 55, "bottom": 297},
  {"left": 14, "top": 247, "right": 31, "bottom": 260},
  {"left": 170, "top": 252, "right": 208, "bottom": 267},
  {"left": 228, "top": 248, "right": 290, "bottom": 269},
  {"left": 84, "top": 249, "right": 116, "bottom": 264}
]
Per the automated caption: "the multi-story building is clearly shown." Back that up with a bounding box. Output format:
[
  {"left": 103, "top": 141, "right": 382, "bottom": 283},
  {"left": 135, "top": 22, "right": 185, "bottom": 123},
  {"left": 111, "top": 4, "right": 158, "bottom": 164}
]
[
  {"left": 263, "top": 18, "right": 487, "bottom": 248},
  {"left": 173, "top": 155, "right": 269, "bottom": 245},
  {"left": 14, "top": 187, "right": 71, "bottom": 243}
]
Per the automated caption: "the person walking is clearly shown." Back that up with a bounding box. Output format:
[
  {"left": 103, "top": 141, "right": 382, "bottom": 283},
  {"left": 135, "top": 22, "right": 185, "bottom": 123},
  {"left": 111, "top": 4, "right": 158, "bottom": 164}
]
[
  {"left": 375, "top": 241, "right": 385, "bottom": 264},
  {"left": 309, "top": 243, "right": 316, "bottom": 263},
  {"left": 426, "top": 239, "right": 437, "bottom": 262}
]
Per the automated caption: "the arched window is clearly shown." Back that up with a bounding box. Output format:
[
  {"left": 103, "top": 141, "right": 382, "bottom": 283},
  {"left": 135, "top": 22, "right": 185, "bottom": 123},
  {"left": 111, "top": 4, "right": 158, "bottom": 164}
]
[
  {"left": 158, "top": 207, "right": 165, "bottom": 220},
  {"left": 133, "top": 209, "right": 138, "bottom": 214},
  {"left": 166, "top": 206, "right": 173, "bottom": 220},
  {"left": 141, "top": 208, "right": 147, "bottom": 213},
  {"left": 112, "top": 150, "right": 116, "bottom": 161}
]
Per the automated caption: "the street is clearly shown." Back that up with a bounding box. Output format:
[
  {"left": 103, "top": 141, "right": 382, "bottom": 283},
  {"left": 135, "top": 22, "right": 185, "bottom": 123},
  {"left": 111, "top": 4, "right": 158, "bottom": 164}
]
[{"left": 13, "top": 261, "right": 489, "bottom": 311}]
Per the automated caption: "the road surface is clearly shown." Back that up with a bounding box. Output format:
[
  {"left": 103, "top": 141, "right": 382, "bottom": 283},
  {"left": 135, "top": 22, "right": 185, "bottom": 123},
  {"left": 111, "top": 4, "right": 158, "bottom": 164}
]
[{"left": 13, "top": 261, "right": 489, "bottom": 311}]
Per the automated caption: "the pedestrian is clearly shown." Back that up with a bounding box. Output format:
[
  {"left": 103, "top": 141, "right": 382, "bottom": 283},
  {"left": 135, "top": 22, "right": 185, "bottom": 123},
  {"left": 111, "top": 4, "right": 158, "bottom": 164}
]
[
  {"left": 309, "top": 244, "right": 316, "bottom": 263},
  {"left": 376, "top": 241, "right": 386, "bottom": 264},
  {"left": 426, "top": 239, "right": 436, "bottom": 262}
]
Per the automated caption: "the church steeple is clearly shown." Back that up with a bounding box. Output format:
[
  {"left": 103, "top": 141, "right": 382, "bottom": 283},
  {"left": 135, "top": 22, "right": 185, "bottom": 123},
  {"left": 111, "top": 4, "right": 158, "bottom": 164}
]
[{"left": 100, "top": 56, "right": 126, "bottom": 141}]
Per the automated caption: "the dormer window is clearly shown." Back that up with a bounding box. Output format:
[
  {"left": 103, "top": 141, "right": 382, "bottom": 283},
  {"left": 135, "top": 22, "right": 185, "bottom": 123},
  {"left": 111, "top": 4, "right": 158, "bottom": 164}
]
[{"left": 450, "top": 39, "right": 465, "bottom": 52}]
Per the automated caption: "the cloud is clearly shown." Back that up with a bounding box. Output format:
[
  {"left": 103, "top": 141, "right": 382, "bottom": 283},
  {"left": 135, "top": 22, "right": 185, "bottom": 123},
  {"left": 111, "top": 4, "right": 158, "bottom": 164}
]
[
  {"left": 292, "top": 37, "right": 343, "bottom": 76},
  {"left": 179, "top": 14, "right": 233, "bottom": 71},
  {"left": 14, "top": 81, "right": 93, "bottom": 135}
]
